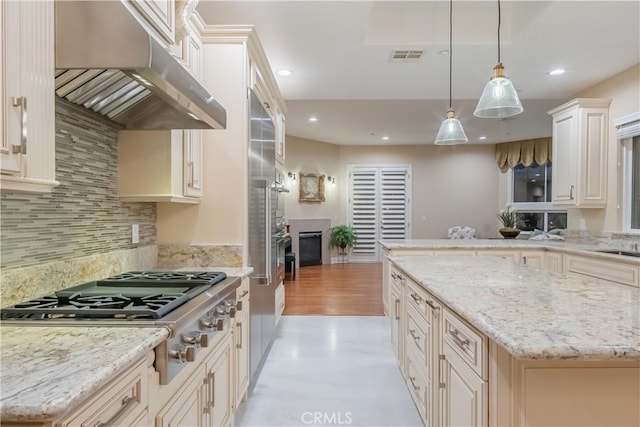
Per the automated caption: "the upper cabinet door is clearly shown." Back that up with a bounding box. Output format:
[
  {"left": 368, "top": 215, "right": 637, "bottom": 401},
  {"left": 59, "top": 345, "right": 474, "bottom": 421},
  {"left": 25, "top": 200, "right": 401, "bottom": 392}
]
[
  {"left": 128, "top": 0, "right": 175, "bottom": 44},
  {"left": 549, "top": 98, "right": 610, "bottom": 207},
  {"left": 1, "top": 0, "right": 57, "bottom": 193}
]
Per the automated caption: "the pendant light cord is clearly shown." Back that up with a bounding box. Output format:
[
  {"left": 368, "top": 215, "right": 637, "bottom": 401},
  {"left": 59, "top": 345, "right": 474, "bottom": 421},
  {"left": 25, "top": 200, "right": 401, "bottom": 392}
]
[
  {"left": 497, "top": 0, "right": 501, "bottom": 63},
  {"left": 449, "top": 0, "right": 453, "bottom": 109}
]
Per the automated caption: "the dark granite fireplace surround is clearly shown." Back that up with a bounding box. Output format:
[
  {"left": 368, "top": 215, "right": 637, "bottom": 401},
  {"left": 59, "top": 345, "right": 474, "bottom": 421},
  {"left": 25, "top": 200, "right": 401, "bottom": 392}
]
[
  {"left": 299, "top": 231, "right": 322, "bottom": 267},
  {"left": 287, "top": 219, "right": 332, "bottom": 269}
]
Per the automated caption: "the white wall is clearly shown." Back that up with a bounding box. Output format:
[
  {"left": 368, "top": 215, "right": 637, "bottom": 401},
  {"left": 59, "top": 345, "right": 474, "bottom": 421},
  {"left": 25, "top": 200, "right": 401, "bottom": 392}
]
[{"left": 284, "top": 139, "right": 502, "bottom": 239}]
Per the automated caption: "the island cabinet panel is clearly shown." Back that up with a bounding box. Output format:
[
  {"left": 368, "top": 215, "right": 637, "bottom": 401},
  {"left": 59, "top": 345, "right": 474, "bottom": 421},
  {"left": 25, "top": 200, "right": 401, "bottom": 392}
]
[
  {"left": 511, "top": 360, "right": 640, "bottom": 427},
  {"left": 564, "top": 253, "right": 639, "bottom": 288}
]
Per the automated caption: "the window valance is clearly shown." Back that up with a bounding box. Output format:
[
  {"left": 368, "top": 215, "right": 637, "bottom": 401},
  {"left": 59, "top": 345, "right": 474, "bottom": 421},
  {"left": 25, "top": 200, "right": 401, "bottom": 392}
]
[{"left": 495, "top": 138, "right": 552, "bottom": 173}]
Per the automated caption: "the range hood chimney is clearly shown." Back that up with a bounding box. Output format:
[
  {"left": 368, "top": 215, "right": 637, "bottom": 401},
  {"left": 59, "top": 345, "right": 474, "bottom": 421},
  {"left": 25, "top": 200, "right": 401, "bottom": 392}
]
[{"left": 55, "top": 1, "right": 226, "bottom": 130}]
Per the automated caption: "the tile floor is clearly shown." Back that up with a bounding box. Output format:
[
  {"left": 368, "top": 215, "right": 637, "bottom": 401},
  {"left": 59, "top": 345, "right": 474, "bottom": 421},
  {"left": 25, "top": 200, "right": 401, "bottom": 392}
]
[{"left": 235, "top": 316, "right": 423, "bottom": 427}]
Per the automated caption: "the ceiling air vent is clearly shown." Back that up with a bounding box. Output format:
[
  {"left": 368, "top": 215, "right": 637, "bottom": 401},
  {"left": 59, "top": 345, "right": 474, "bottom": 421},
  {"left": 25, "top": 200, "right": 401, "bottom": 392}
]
[{"left": 390, "top": 50, "right": 424, "bottom": 63}]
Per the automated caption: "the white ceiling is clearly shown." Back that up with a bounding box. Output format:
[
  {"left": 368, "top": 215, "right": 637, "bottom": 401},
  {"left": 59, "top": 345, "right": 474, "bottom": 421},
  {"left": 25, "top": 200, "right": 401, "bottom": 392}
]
[{"left": 197, "top": 1, "right": 640, "bottom": 145}]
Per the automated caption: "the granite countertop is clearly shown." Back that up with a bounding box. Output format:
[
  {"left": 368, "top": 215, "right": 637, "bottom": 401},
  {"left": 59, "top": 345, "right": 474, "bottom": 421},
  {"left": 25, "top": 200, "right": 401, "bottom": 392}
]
[
  {"left": 380, "top": 239, "right": 640, "bottom": 264},
  {"left": 0, "top": 326, "right": 169, "bottom": 422},
  {"left": 390, "top": 255, "right": 640, "bottom": 361}
]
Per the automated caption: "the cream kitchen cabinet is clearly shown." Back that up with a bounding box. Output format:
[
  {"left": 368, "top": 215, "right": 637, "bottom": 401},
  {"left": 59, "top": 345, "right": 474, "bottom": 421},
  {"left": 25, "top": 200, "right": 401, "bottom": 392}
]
[
  {"left": 544, "top": 251, "right": 563, "bottom": 273},
  {"left": 0, "top": 0, "right": 57, "bottom": 193},
  {"left": 564, "top": 253, "right": 639, "bottom": 288},
  {"left": 118, "top": 130, "right": 202, "bottom": 203},
  {"left": 233, "top": 278, "right": 251, "bottom": 409},
  {"left": 127, "top": 0, "right": 175, "bottom": 45},
  {"left": 548, "top": 98, "right": 610, "bottom": 207},
  {"left": 390, "top": 266, "right": 405, "bottom": 372},
  {"left": 440, "top": 343, "right": 488, "bottom": 427},
  {"left": 519, "top": 250, "right": 544, "bottom": 267},
  {"left": 155, "top": 333, "right": 233, "bottom": 427},
  {"left": 55, "top": 355, "right": 150, "bottom": 427}
]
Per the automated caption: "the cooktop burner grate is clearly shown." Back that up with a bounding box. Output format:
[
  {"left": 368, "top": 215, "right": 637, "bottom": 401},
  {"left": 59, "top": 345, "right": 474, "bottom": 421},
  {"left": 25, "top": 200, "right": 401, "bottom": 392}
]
[
  {"left": 97, "top": 271, "right": 226, "bottom": 285},
  {"left": 0, "top": 271, "right": 227, "bottom": 320}
]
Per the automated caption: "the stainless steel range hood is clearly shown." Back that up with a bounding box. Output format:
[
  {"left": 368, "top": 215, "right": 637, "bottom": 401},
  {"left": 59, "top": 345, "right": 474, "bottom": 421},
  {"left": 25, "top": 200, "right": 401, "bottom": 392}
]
[{"left": 55, "top": 1, "right": 226, "bottom": 130}]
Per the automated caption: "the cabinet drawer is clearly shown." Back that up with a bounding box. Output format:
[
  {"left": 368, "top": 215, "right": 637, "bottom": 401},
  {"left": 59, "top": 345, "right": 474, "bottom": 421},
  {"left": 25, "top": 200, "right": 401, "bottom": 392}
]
[
  {"left": 406, "top": 303, "right": 428, "bottom": 367},
  {"left": 236, "top": 277, "right": 250, "bottom": 300},
  {"left": 405, "top": 347, "right": 429, "bottom": 421},
  {"left": 565, "top": 254, "right": 639, "bottom": 287},
  {"left": 56, "top": 357, "right": 147, "bottom": 426},
  {"left": 406, "top": 279, "right": 437, "bottom": 320},
  {"left": 442, "top": 308, "right": 488, "bottom": 380}
]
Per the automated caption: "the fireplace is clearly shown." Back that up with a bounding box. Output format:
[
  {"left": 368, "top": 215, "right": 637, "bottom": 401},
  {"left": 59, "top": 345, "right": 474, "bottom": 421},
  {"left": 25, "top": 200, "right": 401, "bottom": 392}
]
[{"left": 299, "top": 231, "right": 322, "bottom": 267}]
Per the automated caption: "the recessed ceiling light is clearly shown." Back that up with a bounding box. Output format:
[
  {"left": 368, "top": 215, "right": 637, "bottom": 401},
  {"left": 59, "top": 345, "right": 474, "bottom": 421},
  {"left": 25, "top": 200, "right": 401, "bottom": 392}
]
[
  {"left": 308, "top": 117, "right": 318, "bottom": 123},
  {"left": 549, "top": 68, "right": 566, "bottom": 76},
  {"left": 382, "top": 136, "right": 389, "bottom": 140},
  {"left": 479, "top": 136, "right": 487, "bottom": 140},
  {"left": 277, "top": 69, "right": 293, "bottom": 77},
  {"left": 438, "top": 50, "right": 449, "bottom": 56},
  {"left": 531, "top": 179, "right": 537, "bottom": 182},
  {"left": 535, "top": 173, "right": 541, "bottom": 177}
]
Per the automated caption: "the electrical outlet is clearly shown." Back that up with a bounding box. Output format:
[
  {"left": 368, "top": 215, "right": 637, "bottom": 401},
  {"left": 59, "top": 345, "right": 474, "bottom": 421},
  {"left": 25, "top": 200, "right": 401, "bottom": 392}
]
[{"left": 132, "top": 224, "right": 139, "bottom": 244}]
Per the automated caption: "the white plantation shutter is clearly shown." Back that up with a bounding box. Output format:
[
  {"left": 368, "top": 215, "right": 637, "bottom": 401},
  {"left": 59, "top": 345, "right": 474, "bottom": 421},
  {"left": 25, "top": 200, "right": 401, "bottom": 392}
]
[
  {"left": 380, "top": 169, "right": 408, "bottom": 241},
  {"left": 349, "top": 169, "right": 378, "bottom": 257},
  {"left": 348, "top": 165, "right": 411, "bottom": 262}
]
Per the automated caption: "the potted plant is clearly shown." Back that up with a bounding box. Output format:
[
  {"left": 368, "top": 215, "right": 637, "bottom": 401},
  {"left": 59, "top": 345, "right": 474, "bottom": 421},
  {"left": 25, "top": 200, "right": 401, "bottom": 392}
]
[
  {"left": 329, "top": 225, "right": 358, "bottom": 256},
  {"left": 497, "top": 207, "right": 521, "bottom": 239}
]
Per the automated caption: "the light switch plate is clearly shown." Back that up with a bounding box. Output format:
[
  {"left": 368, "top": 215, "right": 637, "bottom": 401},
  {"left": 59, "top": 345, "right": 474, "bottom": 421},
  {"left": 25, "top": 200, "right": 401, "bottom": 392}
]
[{"left": 132, "top": 224, "right": 139, "bottom": 244}]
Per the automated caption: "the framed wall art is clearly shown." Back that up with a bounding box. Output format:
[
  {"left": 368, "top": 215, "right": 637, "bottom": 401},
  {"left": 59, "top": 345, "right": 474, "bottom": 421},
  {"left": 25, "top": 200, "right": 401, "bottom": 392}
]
[{"left": 298, "top": 172, "right": 325, "bottom": 202}]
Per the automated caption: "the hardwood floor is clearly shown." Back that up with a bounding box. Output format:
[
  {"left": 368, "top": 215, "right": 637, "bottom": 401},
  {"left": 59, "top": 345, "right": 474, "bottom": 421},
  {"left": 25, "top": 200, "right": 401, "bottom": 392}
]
[{"left": 283, "top": 262, "right": 383, "bottom": 316}]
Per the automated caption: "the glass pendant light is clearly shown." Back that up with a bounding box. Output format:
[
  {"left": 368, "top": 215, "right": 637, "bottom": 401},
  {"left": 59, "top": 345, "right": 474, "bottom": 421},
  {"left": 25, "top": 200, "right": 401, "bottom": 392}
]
[
  {"left": 435, "top": 0, "right": 468, "bottom": 145},
  {"left": 474, "top": 0, "right": 523, "bottom": 118}
]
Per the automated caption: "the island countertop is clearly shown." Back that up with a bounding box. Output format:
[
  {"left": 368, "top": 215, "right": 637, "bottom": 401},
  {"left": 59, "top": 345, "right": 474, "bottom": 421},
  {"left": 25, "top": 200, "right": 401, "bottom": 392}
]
[
  {"left": 380, "top": 239, "right": 640, "bottom": 264},
  {"left": 389, "top": 255, "right": 640, "bottom": 361},
  {"left": 0, "top": 326, "right": 169, "bottom": 422}
]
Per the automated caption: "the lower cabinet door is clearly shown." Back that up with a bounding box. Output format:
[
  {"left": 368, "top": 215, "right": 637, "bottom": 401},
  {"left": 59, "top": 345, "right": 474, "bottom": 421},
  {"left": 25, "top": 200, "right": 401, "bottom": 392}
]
[
  {"left": 235, "top": 301, "right": 251, "bottom": 408},
  {"left": 207, "top": 335, "right": 233, "bottom": 427},
  {"left": 390, "top": 284, "right": 402, "bottom": 365},
  {"left": 156, "top": 365, "right": 207, "bottom": 427},
  {"left": 441, "top": 343, "right": 487, "bottom": 427}
]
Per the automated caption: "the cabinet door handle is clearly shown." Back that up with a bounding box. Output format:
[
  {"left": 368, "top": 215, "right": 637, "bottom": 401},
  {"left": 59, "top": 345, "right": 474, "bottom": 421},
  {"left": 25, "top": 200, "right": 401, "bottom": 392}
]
[
  {"left": 236, "top": 322, "right": 243, "bottom": 349},
  {"left": 439, "top": 354, "right": 446, "bottom": 389},
  {"left": 425, "top": 299, "right": 440, "bottom": 311},
  {"left": 522, "top": 256, "right": 527, "bottom": 265},
  {"left": 187, "top": 160, "right": 194, "bottom": 187},
  {"left": 569, "top": 185, "right": 574, "bottom": 200},
  {"left": 410, "top": 293, "right": 422, "bottom": 303},
  {"left": 94, "top": 396, "right": 136, "bottom": 427},
  {"left": 450, "top": 329, "right": 470, "bottom": 348},
  {"left": 409, "top": 329, "right": 419, "bottom": 341},
  {"left": 11, "top": 96, "right": 27, "bottom": 155},
  {"left": 395, "top": 299, "right": 400, "bottom": 321},
  {"left": 208, "top": 372, "right": 215, "bottom": 408},
  {"left": 408, "top": 376, "right": 420, "bottom": 391}
]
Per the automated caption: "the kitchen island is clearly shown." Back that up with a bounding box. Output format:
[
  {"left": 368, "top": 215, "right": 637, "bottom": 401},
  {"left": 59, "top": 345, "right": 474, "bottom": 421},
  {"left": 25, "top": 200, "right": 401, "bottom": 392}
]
[{"left": 386, "top": 253, "right": 639, "bottom": 426}]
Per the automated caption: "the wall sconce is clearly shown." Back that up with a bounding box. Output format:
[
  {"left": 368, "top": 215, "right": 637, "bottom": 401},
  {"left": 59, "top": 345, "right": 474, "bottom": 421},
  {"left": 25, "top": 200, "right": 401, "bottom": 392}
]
[
  {"left": 327, "top": 176, "right": 336, "bottom": 185},
  {"left": 288, "top": 172, "right": 296, "bottom": 181}
]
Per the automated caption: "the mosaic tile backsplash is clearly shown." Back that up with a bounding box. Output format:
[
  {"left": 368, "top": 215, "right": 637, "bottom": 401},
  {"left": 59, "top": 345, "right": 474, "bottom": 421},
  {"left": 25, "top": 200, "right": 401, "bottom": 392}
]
[{"left": 0, "top": 99, "right": 156, "bottom": 270}]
